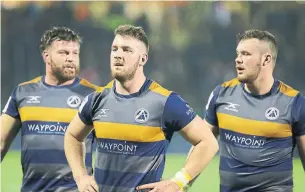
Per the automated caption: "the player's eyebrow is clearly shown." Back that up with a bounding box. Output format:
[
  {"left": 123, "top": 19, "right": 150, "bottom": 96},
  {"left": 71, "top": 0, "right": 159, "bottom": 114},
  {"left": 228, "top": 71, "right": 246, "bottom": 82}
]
[
  {"left": 112, "top": 45, "right": 134, "bottom": 51},
  {"left": 121, "top": 45, "right": 133, "bottom": 50}
]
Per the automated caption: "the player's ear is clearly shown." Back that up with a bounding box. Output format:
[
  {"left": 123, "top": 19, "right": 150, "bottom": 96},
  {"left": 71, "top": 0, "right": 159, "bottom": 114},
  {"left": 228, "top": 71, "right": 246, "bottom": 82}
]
[
  {"left": 262, "top": 53, "right": 272, "bottom": 67},
  {"left": 140, "top": 54, "right": 148, "bottom": 66},
  {"left": 42, "top": 50, "right": 50, "bottom": 64}
]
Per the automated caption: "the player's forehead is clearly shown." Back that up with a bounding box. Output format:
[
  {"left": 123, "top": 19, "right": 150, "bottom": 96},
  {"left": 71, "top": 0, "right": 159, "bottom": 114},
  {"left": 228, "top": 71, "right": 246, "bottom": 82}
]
[
  {"left": 112, "top": 35, "right": 144, "bottom": 50},
  {"left": 50, "top": 40, "right": 80, "bottom": 50},
  {"left": 236, "top": 38, "right": 262, "bottom": 52}
]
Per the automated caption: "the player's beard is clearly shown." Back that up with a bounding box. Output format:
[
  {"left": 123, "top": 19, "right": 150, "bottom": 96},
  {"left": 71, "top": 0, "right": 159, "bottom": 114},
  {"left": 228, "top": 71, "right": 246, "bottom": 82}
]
[
  {"left": 237, "top": 62, "right": 261, "bottom": 84},
  {"left": 111, "top": 57, "right": 140, "bottom": 82},
  {"left": 50, "top": 57, "right": 79, "bottom": 83}
]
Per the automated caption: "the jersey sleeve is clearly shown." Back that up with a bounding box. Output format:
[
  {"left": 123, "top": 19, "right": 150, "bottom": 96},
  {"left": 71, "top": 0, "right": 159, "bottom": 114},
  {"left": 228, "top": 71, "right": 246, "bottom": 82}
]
[
  {"left": 204, "top": 85, "right": 221, "bottom": 127},
  {"left": 78, "top": 92, "right": 95, "bottom": 126},
  {"left": 162, "top": 92, "right": 196, "bottom": 132},
  {"left": 291, "top": 93, "right": 305, "bottom": 137},
  {"left": 2, "top": 88, "right": 20, "bottom": 120}
]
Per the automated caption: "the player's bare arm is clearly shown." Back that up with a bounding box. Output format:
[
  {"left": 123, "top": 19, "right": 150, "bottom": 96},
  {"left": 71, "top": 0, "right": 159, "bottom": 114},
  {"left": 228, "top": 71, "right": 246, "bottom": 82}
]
[
  {"left": 186, "top": 119, "right": 219, "bottom": 186},
  {"left": 296, "top": 136, "right": 305, "bottom": 171},
  {"left": 179, "top": 116, "right": 219, "bottom": 179},
  {"left": 0, "top": 114, "right": 21, "bottom": 162},
  {"left": 187, "top": 119, "right": 219, "bottom": 157},
  {"left": 292, "top": 94, "right": 305, "bottom": 171},
  {"left": 64, "top": 114, "right": 98, "bottom": 192},
  {"left": 137, "top": 116, "right": 219, "bottom": 191}
]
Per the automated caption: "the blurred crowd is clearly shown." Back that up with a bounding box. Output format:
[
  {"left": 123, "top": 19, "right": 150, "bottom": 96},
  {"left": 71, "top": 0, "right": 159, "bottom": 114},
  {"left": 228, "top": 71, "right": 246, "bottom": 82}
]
[{"left": 2, "top": 0, "right": 305, "bottom": 151}]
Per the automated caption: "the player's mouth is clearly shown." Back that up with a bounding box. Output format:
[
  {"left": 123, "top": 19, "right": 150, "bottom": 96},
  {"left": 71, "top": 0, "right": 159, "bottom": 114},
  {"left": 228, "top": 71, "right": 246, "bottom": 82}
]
[
  {"left": 64, "top": 66, "right": 76, "bottom": 72},
  {"left": 114, "top": 62, "right": 124, "bottom": 67},
  {"left": 236, "top": 66, "right": 245, "bottom": 74}
]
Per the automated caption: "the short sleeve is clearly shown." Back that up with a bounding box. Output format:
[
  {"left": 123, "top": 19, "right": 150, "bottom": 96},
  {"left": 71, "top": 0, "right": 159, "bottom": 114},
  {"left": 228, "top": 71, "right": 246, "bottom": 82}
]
[
  {"left": 78, "top": 93, "right": 95, "bottom": 126},
  {"left": 162, "top": 92, "right": 196, "bottom": 132},
  {"left": 2, "top": 88, "right": 20, "bottom": 120},
  {"left": 291, "top": 93, "right": 305, "bottom": 137},
  {"left": 204, "top": 85, "right": 221, "bottom": 127}
]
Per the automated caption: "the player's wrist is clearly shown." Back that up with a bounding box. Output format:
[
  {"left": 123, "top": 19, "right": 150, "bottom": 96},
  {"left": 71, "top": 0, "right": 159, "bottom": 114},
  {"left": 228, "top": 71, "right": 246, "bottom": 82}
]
[
  {"left": 73, "top": 173, "right": 89, "bottom": 183},
  {"left": 170, "top": 168, "right": 192, "bottom": 191}
]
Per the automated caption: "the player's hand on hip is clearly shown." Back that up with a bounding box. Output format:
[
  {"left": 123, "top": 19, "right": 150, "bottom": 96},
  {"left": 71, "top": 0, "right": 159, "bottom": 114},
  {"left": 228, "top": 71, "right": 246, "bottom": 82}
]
[
  {"left": 136, "top": 179, "right": 182, "bottom": 192},
  {"left": 75, "top": 175, "right": 98, "bottom": 192}
]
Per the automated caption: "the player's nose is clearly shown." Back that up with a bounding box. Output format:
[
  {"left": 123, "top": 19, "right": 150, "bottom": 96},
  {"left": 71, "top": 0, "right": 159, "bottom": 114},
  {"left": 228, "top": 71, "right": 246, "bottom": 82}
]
[
  {"left": 113, "top": 54, "right": 123, "bottom": 61},
  {"left": 235, "top": 56, "right": 242, "bottom": 65},
  {"left": 66, "top": 53, "right": 74, "bottom": 62}
]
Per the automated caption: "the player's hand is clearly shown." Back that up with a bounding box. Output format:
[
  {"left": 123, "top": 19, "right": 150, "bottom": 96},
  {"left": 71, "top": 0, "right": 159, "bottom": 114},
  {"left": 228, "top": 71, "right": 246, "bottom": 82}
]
[
  {"left": 75, "top": 175, "right": 98, "bottom": 192},
  {"left": 136, "top": 179, "right": 182, "bottom": 192}
]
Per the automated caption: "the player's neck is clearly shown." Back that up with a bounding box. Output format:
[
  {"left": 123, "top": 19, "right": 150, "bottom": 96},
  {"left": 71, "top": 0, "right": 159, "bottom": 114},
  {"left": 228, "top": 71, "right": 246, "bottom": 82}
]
[
  {"left": 115, "top": 74, "right": 146, "bottom": 95},
  {"left": 44, "top": 74, "right": 75, "bottom": 86},
  {"left": 244, "top": 75, "right": 274, "bottom": 95}
]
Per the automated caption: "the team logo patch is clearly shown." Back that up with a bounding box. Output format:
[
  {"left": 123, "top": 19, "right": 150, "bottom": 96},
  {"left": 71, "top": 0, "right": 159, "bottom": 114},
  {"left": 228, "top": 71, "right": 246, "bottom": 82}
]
[
  {"left": 265, "top": 107, "right": 279, "bottom": 120},
  {"left": 134, "top": 108, "right": 149, "bottom": 123},
  {"left": 67, "top": 96, "right": 81, "bottom": 108}
]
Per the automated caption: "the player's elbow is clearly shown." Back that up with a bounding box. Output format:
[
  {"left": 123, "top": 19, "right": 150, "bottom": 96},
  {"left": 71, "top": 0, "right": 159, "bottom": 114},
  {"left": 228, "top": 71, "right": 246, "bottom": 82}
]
[
  {"left": 209, "top": 136, "right": 219, "bottom": 154},
  {"left": 64, "top": 128, "right": 80, "bottom": 146},
  {"left": 199, "top": 135, "right": 219, "bottom": 155}
]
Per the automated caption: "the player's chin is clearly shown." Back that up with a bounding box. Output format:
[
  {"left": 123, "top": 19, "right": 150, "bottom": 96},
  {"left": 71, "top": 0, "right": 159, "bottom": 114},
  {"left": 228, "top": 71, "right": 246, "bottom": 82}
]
[
  {"left": 62, "top": 73, "right": 76, "bottom": 81},
  {"left": 112, "top": 72, "right": 126, "bottom": 81},
  {"left": 236, "top": 75, "right": 248, "bottom": 83}
]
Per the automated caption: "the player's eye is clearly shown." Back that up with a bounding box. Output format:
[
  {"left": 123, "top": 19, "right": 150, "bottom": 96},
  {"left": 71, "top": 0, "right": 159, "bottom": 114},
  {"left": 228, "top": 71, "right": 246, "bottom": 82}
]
[
  {"left": 58, "top": 51, "right": 68, "bottom": 55},
  {"left": 124, "top": 49, "right": 132, "bottom": 53},
  {"left": 242, "top": 51, "right": 250, "bottom": 56}
]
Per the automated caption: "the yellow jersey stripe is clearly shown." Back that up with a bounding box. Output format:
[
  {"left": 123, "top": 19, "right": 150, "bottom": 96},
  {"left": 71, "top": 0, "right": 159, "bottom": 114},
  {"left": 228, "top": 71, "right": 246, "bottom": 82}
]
[
  {"left": 221, "top": 78, "right": 240, "bottom": 88},
  {"left": 217, "top": 113, "right": 292, "bottom": 138},
  {"left": 94, "top": 122, "right": 165, "bottom": 142},
  {"left": 19, "top": 76, "right": 42, "bottom": 86},
  {"left": 279, "top": 81, "right": 299, "bottom": 97},
  {"left": 19, "top": 107, "right": 77, "bottom": 123},
  {"left": 79, "top": 79, "right": 99, "bottom": 90},
  {"left": 149, "top": 82, "right": 172, "bottom": 97}
]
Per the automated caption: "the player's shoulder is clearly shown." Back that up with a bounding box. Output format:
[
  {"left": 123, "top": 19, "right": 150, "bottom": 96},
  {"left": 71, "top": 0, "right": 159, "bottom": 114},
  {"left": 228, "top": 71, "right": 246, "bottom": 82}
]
[
  {"left": 212, "top": 78, "right": 241, "bottom": 97},
  {"left": 14, "top": 76, "right": 43, "bottom": 94},
  {"left": 93, "top": 80, "right": 114, "bottom": 96},
  {"left": 148, "top": 80, "right": 172, "bottom": 97},
  {"left": 221, "top": 78, "right": 241, "bottom": 88},
  {"left": 278, "top": 80, "right": 299, "bottom": 97},
  {"left": 79, "top": 78, "right": 100, "bottom": 91},
  {"left": 18, "top": 76, "right": 42, "bottom": 87}
]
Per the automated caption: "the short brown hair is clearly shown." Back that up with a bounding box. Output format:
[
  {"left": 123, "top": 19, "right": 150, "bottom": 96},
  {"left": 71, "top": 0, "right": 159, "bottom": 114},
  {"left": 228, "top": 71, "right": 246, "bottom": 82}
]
[
  {"left": 237, "top": 29, "right": 278, "bottom": 61},
  {"left": 40, "top": 26, "right": 82, "bottom": 53},
  {"left": 114, "top": 24, "right": 149, "bottom": 52}
]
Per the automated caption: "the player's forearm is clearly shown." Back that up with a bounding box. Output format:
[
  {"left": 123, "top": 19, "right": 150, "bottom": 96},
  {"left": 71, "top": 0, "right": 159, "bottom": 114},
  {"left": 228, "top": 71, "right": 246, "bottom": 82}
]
[
  {"left": 184, "top": 137, "right": 219, "bottom": 179},
  {"left": 0, "top": 139, "right": 10, "bottom": 162},
  {"left": 64, "top": 132, "right": 87, "bottom": 178},
  {"left": 297, "top": 136, "right": 305, "bottom": 171},
  {"left": 1, "top": 115, "right": 20, "bottom": 162},
  {"left": 184, "top": 146, "right": 198, "bottom": 186}
]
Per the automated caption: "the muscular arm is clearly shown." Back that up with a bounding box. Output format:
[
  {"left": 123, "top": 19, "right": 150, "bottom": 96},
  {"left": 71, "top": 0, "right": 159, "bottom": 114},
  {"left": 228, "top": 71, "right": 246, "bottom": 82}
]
[
  {"left": 1, "top": 91, "right": 21, "bottom": 162},
  {"left": 296, "top": 136, "right": 305, "bottom": 170},
  {"left": 187, "top": 86, "right": 220, "bottom": 186},
  {"left": 162, "top": 92, "right": 219, "bottom": 181},
  {"left": 180, "top": 116, "right": 219, "bottom": 179},
  {"left": 0, "top": 114, "right": 21, "bottom": 162},
  {"left": 291, "top": 94, "right": 305, "bottom": 171},
  {"left": 64, "top": 93, "right": 95, "bottom": 179},
  {"left": 186, "top": 119, "right": 219, "bottom": 186},
  {"left": 64, "top": 114, "right": 94, "bottom": 178}
]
